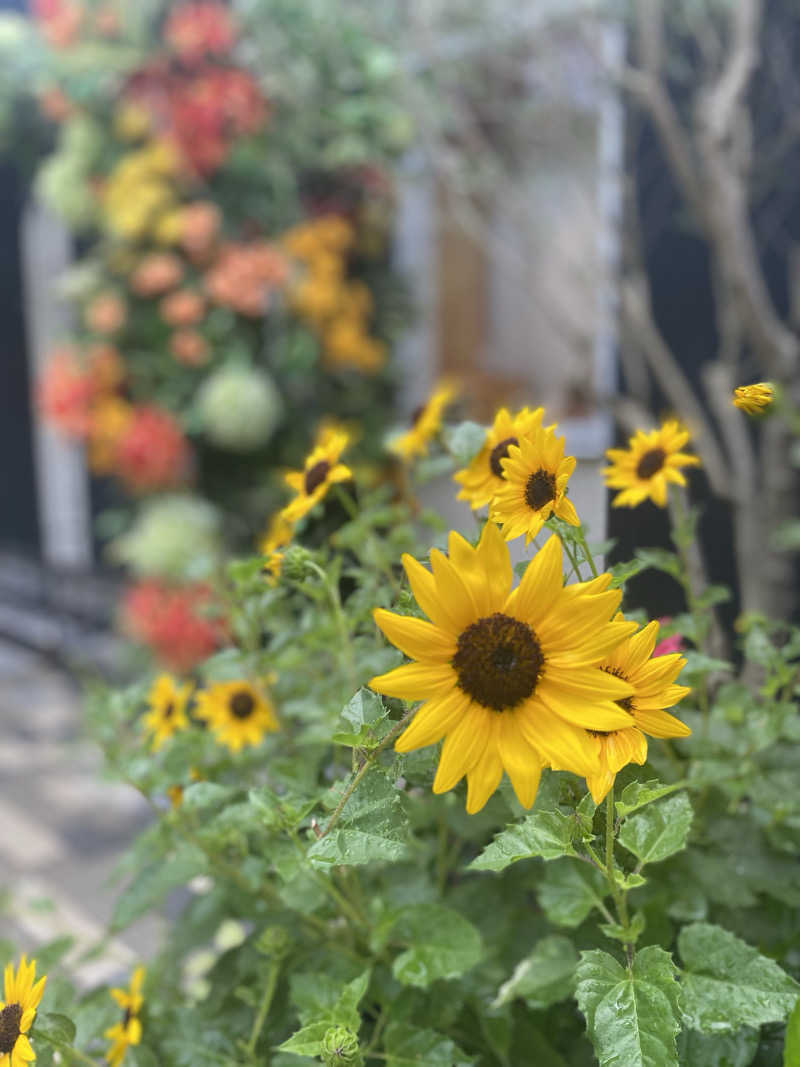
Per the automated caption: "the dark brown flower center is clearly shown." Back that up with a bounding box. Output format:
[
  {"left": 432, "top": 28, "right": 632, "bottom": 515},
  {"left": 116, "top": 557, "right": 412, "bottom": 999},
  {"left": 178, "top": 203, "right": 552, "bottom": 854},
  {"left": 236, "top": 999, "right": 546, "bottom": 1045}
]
[
  {"left": 489, "top": 436, "right": 518, "bottom": 478},
  {"left": 163, "top": 701, "right": 174, "bottom": 719},
  {"left": 524, "top": 468, "right": 556, "bottom": 511},
  {"left": 452, "top": 612, "right": 544, "bottom": 711},
  {"left": 636, "top": 448, "right": 666, "bottom": 479},
  {"left": 410, "top": 404, "right": 426, "bottom": 427},
  {"left": 0, "top": 1003, "right": 22, "bottom": 1055},
  {"left": 230, "top": 690, "right": 255, "bottom": 719},
  {"left": 305, "top": 460, "right": 331, "bottom": 495},
  {"left": 123, "top": 1007, "right": 133, "bottom": 1028}
]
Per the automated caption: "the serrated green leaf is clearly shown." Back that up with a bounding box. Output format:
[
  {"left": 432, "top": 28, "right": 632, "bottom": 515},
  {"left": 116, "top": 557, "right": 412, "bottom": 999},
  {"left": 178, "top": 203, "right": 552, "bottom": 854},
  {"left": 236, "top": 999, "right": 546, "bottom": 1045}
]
[
  {"left": 277, "top": 1021, "right": 330, "bottom": 1056},
  {"left": 382, "top": 1021, "right": 474, "bottom": 1066},
  {"left": 609, "top": 558, "right": 649, "bottom": 588},
  {"left": 308, "top": 827, "right": 409, "bottom": 867},
  {"left": 537, "top": 860, "right": 608, "bottom": 927},
  {"left": 467, "top": 810, "right": 577, "bottom": 871},
  {"left": 600, "top": 911, "right": 646, "bottom": 945},
  {"left": 341, "top": 688, "right": 385, "bottom": 729},
  {"left": 575, "top": 946, "right": 681, "bottom": 1067},
  {"left": 391, "top": 904, "right": 482, "bottom": 988},
  {"left": 617, "top": 793, "right": 693, "bottom": 865},
  {"left": 678, "top": 923, "right": 800, "bottom": 1032},
  {"left": 635, "top": 547, "right": 682, "bottom": 578},
  {"left": 494, "top": 935, "right": 578, "bottom": 1009},
  {"left": 180, "top": 782, "right": 236, "bottom": 811},
  {"left": 309, "top": 773, "right": 408, "bottom": 867},
  {"left": 615, "top": 779, "right": 688, "bottom": 818},
  {"left": 111, "top": 844, "right": 206, "bottom": 930},
  {"left": 785, "top": 994, "right": 800, "bottom": 1067},
  {"left": 34, "top": 1013, "right": 77, "bottom": 1047},
  {"left": 678, "top": 1027, "right": 759, "bottom": 1067}
]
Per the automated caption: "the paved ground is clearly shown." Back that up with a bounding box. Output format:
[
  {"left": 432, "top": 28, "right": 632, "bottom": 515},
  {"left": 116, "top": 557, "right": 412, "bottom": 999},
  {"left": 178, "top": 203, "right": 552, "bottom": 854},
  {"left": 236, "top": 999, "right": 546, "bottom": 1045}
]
[{"left": 0, "top": 640, "right": 161, "bottom": 987}]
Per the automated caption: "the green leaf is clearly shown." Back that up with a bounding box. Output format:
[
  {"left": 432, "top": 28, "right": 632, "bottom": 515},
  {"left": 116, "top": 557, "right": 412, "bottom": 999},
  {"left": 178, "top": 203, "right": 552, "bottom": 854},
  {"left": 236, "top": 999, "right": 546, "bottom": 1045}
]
[
  {"left": 111, "top": 844, "right": 206, "bottom": 930},
  {"left": 308, "top": 774, "right": 409, "bottom": 868},
  {"left": 277, "top": 1021, "right": 330, "bottom": 1056},
  {"left": 537, "top": 860, "right": 608, "bottom": 927},
  {"left": 617, "top": 793, "right": 693, "bottom": 865},
  {"left": 678, "top": 923, "right": 800, "bottom": 1032},
  {"left": 635, "top": 547, "right": 682, "bottom": 578},
  {"left": 391, "top": 904, "right": 482, "bottom": 988},
  {"left": 615, "top": 779, "right": 687, "bottom": 818},
  {"left": 609, "top": 558, "right": 649, "bottom": 588},
  {"left": 467, "top": 810, "right": 577, "bottom": 871},
  {"left": 383, "top": 1022, "right": 474, "bottom": 1066},
  {"left": 180, "top": 782, "right": 236, "bottom": 812},
  {"left": 600, "top": 911, "right": 646, "bottom": 945},
  {"left": 678, "top": 1028, "right": 759, "bottom": 1067},
  {"left": 341, "top": 688, "right": 385, "bottom": 729},
  {"left": 308, "top": 827, "right": 408, "bottom": 866},
  {"left": 575, "top": 946, "right": 681, "bottom": 1067},
  {"left": 443, "top": 420, "right": 486, "bottom": 464},
  {"left": 494, "top": 935, "right": 578, "bottom": 1009},
  {"left": 785, "top": 994, "right": 800, "bottom": 1067},
  {"left": 34, "top": 1013, "right": 77, "bottom": 1046},
  {"left": 32, "top": 936, "right": 75, "bottom": 970}
]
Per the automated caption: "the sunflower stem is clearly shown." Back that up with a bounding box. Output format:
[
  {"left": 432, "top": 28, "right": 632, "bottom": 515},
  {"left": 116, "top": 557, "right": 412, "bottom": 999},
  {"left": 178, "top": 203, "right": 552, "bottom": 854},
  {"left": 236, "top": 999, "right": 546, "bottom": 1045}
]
[
  {"left": 306, "top": 559, "right": 357, "bottom": 694},
  {"left": 574, "top": 527, "right": 599, "bottom": 578},
  {"left": 561, "top": 537, "right": 584, "bottom": 581},
  {"left": 244, "top": 958, "right": 281, "bottom": 1058},
  {"left": 604, "top": 786, "right": 633, "bottom": 958}
]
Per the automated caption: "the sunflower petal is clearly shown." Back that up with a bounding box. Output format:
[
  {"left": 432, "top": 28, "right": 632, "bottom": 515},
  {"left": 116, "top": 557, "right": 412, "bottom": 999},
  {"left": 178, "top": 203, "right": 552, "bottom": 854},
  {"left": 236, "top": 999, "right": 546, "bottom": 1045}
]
[
  {"left": 395, "top": 688, "right": 470, "bottom": 752},
  {"left": 465, "top": 746, "right": 505, "bottom": 813},
  {"left": 434, "top": 706, "right": 491, "bottom": 791},
  {"left": 506, "top": 535, "right": 563, "bottom": 624},
  {"left": 369, "top": 662, "right": 455, "bottom": 700},
  {"left": 372, "top": 609, "right": 455, "bottom": 662},
  {"left": 633, "top": 708, "right": 691, "bottom": 738}
]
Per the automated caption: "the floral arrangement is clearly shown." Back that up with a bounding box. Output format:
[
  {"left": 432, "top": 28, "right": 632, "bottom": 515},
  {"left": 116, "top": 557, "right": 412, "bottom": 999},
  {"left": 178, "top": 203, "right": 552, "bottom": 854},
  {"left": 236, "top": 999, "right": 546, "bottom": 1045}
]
[
  {"left": 9, "top": 385, "right": 800, "bottom": 1067},
  {"left": 24, "top": 0, "right": 409, "bottom": 660}
]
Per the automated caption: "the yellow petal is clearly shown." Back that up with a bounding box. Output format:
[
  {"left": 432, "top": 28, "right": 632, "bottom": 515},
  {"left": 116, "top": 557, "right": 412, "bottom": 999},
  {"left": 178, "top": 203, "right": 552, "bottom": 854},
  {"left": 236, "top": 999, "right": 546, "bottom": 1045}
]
[
  {"left": 394, "top": 687, "right": 470, "bottom": 752},
  {"left": 633, "top": 708, "right": 691, "bottom": 738},
  {"left": 465, "top": 744, "right": 505, "bottom": 813},
  {"left": 372, "top": 610, "right": 455, "bottom": 662},
  {"left": 498, "top": 716, "right": 544, "bottom": 808},
  {"left": 517, "top": 698, "right": 600, "bottom": 775},
  {"left": 430, "top": 549, "right": 479, "bottom": 631},
  {"left": 402, "top": 554, "right": 462, "bottom": 634},
  {"left": 369, "top": 662, "right": 455, "bottom": 700},
  {"left": 433, "top": 706, "right": 490, "bottom": 792},
  {"left": 506, "top": 535, "right": 563, "bottom": 625},
  {"left": 536, "top": 675, "right": 635, "bottom": 731}
]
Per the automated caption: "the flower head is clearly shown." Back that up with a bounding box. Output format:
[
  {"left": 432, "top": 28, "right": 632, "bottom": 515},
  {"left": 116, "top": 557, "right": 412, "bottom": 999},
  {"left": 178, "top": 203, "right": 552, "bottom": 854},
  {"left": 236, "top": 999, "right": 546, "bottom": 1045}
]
[
  {"left": 0, "top": 956, "right": 46, "bottom": 1067},
  {"left": 259, "top": 513, "right": 293, "bottom": 583},
  {"left": 453, "top": 406, "right": 546, "bottom": 510},
  {"left": 114, "top": 407, "right": 191, "bottom": 492},
  {"left": 130, "top": 253, "right": 184, "bottom": 297},
  {"left": 194, "top": 681, "right": 278, "bottom": 753},
  {"left": 85, "top": 291, "right": 127, "bottom": 335},
  {"left": 389, "top": 381, "right": 457, "bottom": 461},
  {"left": 604, "top": 420, "right": 700, "bottom": 508},
  {"left": 121, "top": 580, "right": 225, "bottom": 672},
  {"left": 584, "top": 618, "right": 691, "bottom": 802},
  {"left": 143, "top": 674, "right": 193, "bottom": 751},
  {"left": 281, "top": 427, "right": 351, "bottom": 523},
  {"left": 732, "top": 382, "right": 775, "bottom": 415},
  {"left": 491, "top": 424, "right": 579, "bottom": 543},
  {"left": 36, "top": 346, "right": 93, "bottom": 439},
  {"left": 370, "top": 524, "right": 637, "bottom": 813},
  {"left": 104, "top": 966, "right": 144, "bottom": 1067},
  {"left": 164, "top": 2, "right": 236, "bottom": 63}
]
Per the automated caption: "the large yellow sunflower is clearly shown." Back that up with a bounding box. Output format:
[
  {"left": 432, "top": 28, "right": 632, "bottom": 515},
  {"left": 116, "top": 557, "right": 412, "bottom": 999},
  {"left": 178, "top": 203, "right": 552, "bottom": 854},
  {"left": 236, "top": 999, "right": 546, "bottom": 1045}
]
[
  {"left": 584, "top": 618, "right": 691, "bottom": 803},
  {"left": 104, "top": 966, "right": 145, "bottom": 1067},
  {"left": 732, "top": 382, "right": 775, "bottom": 415},
  {"left": 603, "top": 420, "right": 700, "bottom": 508},
  {"left": 369, "top": 523, "right": 638, "bottom": 813},
  {"left": 490, "top": 424, "right": 579, "bottom": 543},
  {"left": 280, "top": 427, "right": 351, "bottom": 523},
  {"left": 142, "top": 674, "right": 192, "bottom": 752},
  {"left": 0, "top": 957, "right": 46, "bottom": 1067},
  {"left": 453, "top": 406, "right": 546, "bottom": 510},
  {"left": 389, "top": 380, "right": 457, "bottom": 462},
  {"left": 194, "top": 680, "right": 279, "bottom": 753}
]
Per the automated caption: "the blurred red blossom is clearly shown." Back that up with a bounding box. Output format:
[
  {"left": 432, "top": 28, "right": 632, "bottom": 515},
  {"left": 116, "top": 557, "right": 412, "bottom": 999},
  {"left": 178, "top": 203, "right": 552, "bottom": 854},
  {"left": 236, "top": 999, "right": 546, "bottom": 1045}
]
[
  {"left": 163, "top": 2, "right": 236, "bottom": 64},
  {"left": 114, "top": 406, "right": 192, "bottom": 492},
  {"left": 121, "top": 579, "right": 225, "bottom": 671},
  {"left": 36, "top": 346, "right": 94, "bottom": 438}
]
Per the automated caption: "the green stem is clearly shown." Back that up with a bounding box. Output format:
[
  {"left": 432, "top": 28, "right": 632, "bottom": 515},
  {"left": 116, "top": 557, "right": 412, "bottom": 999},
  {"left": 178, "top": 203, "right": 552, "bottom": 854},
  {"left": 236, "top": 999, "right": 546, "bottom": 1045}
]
[
  {"left": 574, "top": 527, "right": 599, "bottom": 578},
  {"left": 58, "top": 1047, "right": 103, "bottom": 1067},
  {"left": 307, "top": 560, "right": 357, "bottom": 693},
  {"left": 561, "top": 537, "right": 584, "bottom": 582},
  {"left": 604, "top": 786, "right": 633, "bottom": 963},
  {"left": 244, "top": 959, "right": 281, "bottom": 1057}
]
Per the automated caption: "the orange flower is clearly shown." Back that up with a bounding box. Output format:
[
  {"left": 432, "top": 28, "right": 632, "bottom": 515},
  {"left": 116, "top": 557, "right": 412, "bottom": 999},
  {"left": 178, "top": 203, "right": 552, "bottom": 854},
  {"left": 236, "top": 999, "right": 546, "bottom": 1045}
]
[
  {"left": 114, "top": 406, "right": 192, "bottom": 492},
  {"left": 170, "top": 329, "right": 210, "bottom": 366},
  {"left": 205, "top": 241, "right": 288, "bottom": 317},
  {"left": 160, "top": 289, "right": 205, "bottom": 327},
  {"left": 88, "top": 397, "right": 133, "bottom": 475},
  {"left": 85, "top": 291, "right": 127, "bottom": 335},
  {"left": 179, "top": 201, "right": 221, "bottom": 259},
  {"left": 130, "top": 253, "right": 184, "bottom": 297},
  {"left": 164, "top": 1, "right": 236, "bottom": 63},
  {"left": 37, "top": 346, "right": 93, "bottom": 438},
  {"left": 87, "top": 343, "right": 126, "bottom": 394}
]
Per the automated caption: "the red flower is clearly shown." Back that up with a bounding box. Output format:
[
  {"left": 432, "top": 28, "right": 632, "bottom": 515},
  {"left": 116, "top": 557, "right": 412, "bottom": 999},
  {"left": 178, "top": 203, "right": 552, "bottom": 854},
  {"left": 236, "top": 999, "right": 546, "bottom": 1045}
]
[
  {"left": 37, "top": 346, "right": 94, "bottom": 438},
  {"left": 164, "top": 2, "right": 236, "bottom": 64},
  {"left": 114, "top": 406, "right": 192, "bottom": 492},
  {"left": 121, "top": 580, "right": 225, "bottom": 671}
]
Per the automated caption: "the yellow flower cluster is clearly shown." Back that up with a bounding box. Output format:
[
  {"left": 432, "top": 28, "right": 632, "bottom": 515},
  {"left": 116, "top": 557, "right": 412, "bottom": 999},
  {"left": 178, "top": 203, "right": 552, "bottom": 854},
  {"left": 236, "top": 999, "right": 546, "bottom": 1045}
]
[
  {"left": 284, "top": 216, "right": 386, "bottom": 374},
  {"left": 103, "top": 140, "right": 183, "bottom": 242}
]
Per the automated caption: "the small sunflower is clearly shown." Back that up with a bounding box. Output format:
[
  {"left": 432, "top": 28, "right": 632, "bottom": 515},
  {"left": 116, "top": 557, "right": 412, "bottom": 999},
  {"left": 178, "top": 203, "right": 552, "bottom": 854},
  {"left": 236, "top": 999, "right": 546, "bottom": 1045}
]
[
  {"left": 259, "top": 512, "right": 294, "bottom": 584},
  {"left": 142, "top": 674, "right": 192, "bottom": 751},
  {"left": 194, "top": 680, "right": 278, "bottom": 753},
  {"left": 584, "top": 618, "right": 691, "bottom": 803},
  {"left": 389, "top": 380, "right": 457, "bottom": 461},
  {"left": 490, "top": 424, "right": 579, "bottom": 543},
  {"left": 454, "top": 406, "right": 546, "bottom": 510},
  {"left": 604, "top": 420, "right": 700, "bottom": 508},
  {"left": 0, "top": 956, "right": 46, "bottom": 1067},
  {"left": 369, "top": 523, "right": 637, "bottom": 813},
  {"left": 104, "top": 966, "right": 144, "bottom": 1067},
  {"left": 281, "top": 427, "right": 351, "bottom": 523},
  {"left": 732, "top": 382, "right": 775, "bottom": 415}
]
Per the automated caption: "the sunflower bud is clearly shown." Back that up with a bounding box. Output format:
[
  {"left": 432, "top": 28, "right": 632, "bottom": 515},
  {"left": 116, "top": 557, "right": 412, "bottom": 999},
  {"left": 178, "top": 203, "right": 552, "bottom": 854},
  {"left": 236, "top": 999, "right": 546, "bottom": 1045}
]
[
  {"left": 255, "top": 925, "right": 290, "bottom": 959},
  {"left": 321, "top": 1026, "right": 363, "bottom": 1066},
  {"left": 732, "top": 382, "right": 776, "bottom": 415},
  {"left": 281, "top": 545, "right": 317, "bottom": 581}
]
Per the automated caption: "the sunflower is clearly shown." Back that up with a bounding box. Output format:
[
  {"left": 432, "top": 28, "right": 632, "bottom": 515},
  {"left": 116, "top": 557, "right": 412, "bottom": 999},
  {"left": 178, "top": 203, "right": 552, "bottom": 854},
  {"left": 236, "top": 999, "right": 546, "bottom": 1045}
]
[
  {"left": 453, "top": 406, "right": 547, "bottom": 510},
  {"left": 603, "top": 420, "right": 700, "bottom": 508},
  {"left": 0, "top": 957, "right": 46, "bottom": 1067},
  {"left": 280, "top": 427, "right": 351, "bottom": 523},
  {"left": 389, "top": 380, "right": 457, "bottom": 461},
  {"left": 584, "top": 618, "right": 691, "bottom": 802},
  {"left": 369, "top": 523, "right": 638, "bottom": 813},
  {"left": 490, "top": 424, "right": 579, "bottom": 543},
  {"left": 104, "top": 966, "right": 144, "bottom": 1067},
  {"left": 732, "top": 382, "right": 775, "bottom": 415},
  {"left": 142, "top": 674, "right": 192, "bottom": 751},
  {"left": 259, "top": 512, "right": 294, "bottom": 584},
  {"left": 194, "top": 680, "right": 278, "bottom": 753}
]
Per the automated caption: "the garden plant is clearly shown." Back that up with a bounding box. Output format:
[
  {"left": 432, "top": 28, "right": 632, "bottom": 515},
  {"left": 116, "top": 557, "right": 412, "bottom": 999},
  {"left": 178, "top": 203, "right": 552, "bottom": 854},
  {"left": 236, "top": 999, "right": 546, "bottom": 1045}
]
[{"left": 3, "top": 386, "right": 799, "bottom": 1067}]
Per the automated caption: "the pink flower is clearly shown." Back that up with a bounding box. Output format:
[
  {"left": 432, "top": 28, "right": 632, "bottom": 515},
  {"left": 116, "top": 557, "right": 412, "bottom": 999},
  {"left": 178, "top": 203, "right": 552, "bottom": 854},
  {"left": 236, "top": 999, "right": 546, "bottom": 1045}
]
[{"left": 653, "top": 617, "right": 684, "bottom": 657}]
